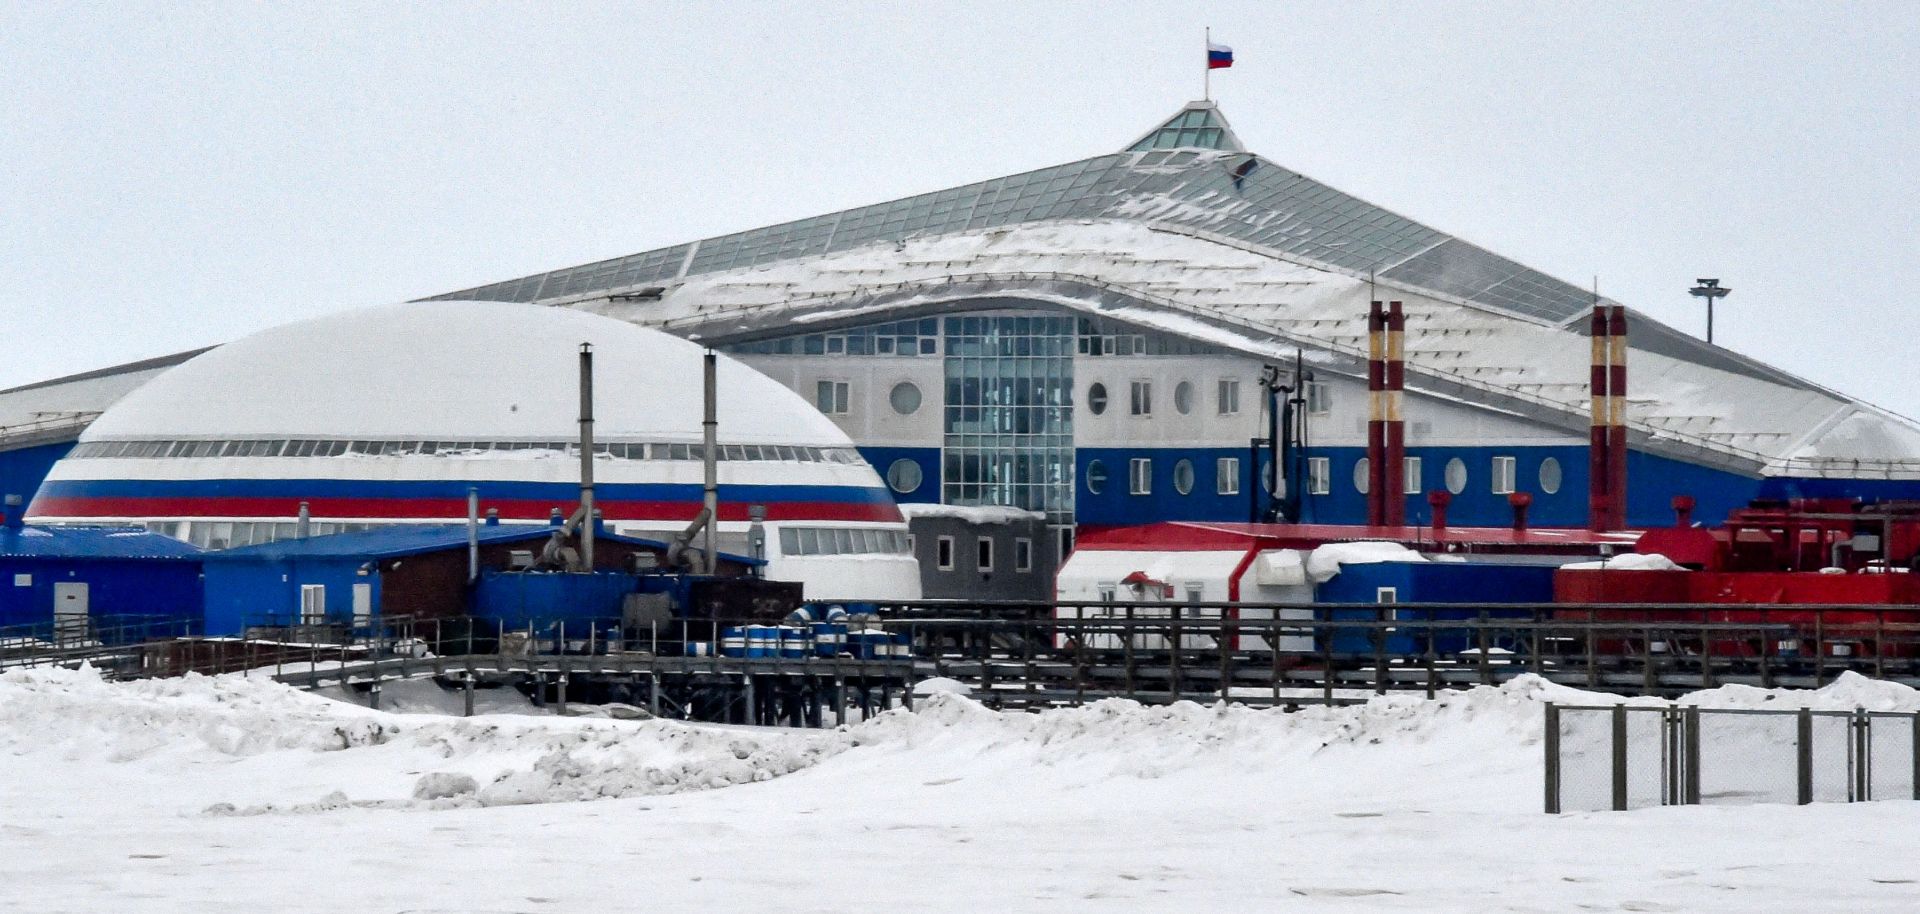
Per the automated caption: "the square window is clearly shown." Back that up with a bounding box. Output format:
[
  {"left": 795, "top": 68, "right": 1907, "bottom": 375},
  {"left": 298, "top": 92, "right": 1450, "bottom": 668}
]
[
  {"left": 1491, "top": 455, "right": 1517, "bottom": 495},
  {"left": 1130, "top": 380, "right": 1152, "bottom": 416},
  {"left": 1217, "top": 378, "right": 1241, "bottom": 415},
  {"left": 1015, "top": 537, "right": 1033, "bottom": 573},
  {"left": 937, "top": 535, "right": 955, "bottom": 571},
  {"left": 1404, "top": 456, "right": 1424, "bottom": 494},
  {"left": 815, "top": 380, "right": 850, "bottom": 415},
  {"left": 1308, "top": 457, "right": 1331, "bottom": 495},
  {"left": 1217, "top": 457, "right": 1241, "bottom": 495},
  {"left": 977, "top": 537, "right": 994, "bottom": 573},
  {"left": 1307, "top": 382, "right": 1332, "bottom": 416},
  {"left": 1129, "top": 457, "right": 1152, "bottom": 495}
]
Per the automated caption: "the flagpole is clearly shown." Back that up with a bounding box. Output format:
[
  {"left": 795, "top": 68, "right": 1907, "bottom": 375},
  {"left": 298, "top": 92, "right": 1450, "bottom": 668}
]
[{"left": 1204, "top": 27, "right": 1211, "bottom": 102}]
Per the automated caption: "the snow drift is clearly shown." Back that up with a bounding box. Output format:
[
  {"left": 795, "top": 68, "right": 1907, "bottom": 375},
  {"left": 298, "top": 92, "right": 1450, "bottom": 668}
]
[{"left": 3, "top": 665, "right": 1916, "bottom": 818}]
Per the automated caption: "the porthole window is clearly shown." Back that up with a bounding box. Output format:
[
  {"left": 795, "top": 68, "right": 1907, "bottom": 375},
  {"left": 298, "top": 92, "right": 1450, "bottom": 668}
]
[
  {"left": 1444, "top": 457, "right": 1468, "bottom": 495},
  {"left": 1539, "top": 456, "right": 1563, "bottom": 495},
  {"left": 1085, "top": 459, "right": 1108, "bottom": 495},
  {"left": 886, "top": 458, "right": 923, "bottom": 494},
  {"left": 1174, "top": 381, "right": 1194, "bottom": 415},
  {"left": 1353, "top": 457, "right": 1371, "bottom": 495},
  {"left": 1173, "top": 459, "right": 1195, "bottom": 495},
  {"left": 1087, "top": 383, "right": 1109, "bottom": 416},
  {"left": 889, "top": 381, "right": 922, "bottom": 415}
]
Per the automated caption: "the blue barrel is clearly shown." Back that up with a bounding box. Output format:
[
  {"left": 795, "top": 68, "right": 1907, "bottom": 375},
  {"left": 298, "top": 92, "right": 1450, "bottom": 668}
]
[
  {"left": 779, "top": 626, "right": 811, "bottom": 659},
  {"left": 823, "top": 604, "right": 849, "bottom": 623},
  {"left": 848, "top": 629, "right": 889, "bottom": 660},
  {"left": 686, "top": 641, "right": 713, "bottom": 657},
  {"left": 812, "top": 622, "right": 848, "bottom": 657},
  {"left": 720, "top": 626, "right": 747, "bottom": 658},
  {"left": 746, "top": 625, "right": 779, "bottom": 658},
  {"left": 785, "top": 606, "right": 816, "bottom": 626}
]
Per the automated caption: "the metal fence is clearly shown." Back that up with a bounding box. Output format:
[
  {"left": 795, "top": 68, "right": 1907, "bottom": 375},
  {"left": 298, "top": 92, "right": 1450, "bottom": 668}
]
[{"left": 1544, "top": 702, "right": 1920, "bottom": 812}]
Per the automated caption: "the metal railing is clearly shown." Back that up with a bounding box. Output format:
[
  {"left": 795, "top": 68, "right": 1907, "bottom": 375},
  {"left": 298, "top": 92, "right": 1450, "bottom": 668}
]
[
  {"left": 1544, "top": 702, "right": 1919, "bottom": 812},
  {"left": 14, "top": 600, "right": 1920, "bottom": 711}
]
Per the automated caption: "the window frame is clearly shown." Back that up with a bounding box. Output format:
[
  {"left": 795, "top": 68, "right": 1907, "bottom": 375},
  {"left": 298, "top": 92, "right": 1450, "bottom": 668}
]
[
  {"left": 1217, "top": 378, "right": 1241, "bottom": 416},
  {"left": 1308, "top": 456, "right": 1331, "bottom": 495},
  {"left": 1129, "top": 379, "right": 1152, "bottom": 417},
  {"left": 815, "top": 379, "right": 851, "bottom": 415},
  {"left": 1306, "top": 381, "right": 1332, "bottom": 416},
  {"left": 976, "top": 537, "right": 994, "bottom": 574},
  {"left": 936, "top": 535, "right": 955, "bottom": 571},
  {"left": 1129, "top": 457, "right": 1153, "bottom": 495},
  {"left": 1404, "top": 456, "right": 1424, "bottom": 495},
  {"left": 1491, "top": 455, "right": 1517, "bottom": 495},
  {"left": 1216, "top": 456, "right": 1241, "bottom": 495},
  {"left": 1015, "top": 537, "right": 1033, "bottom": 573}
]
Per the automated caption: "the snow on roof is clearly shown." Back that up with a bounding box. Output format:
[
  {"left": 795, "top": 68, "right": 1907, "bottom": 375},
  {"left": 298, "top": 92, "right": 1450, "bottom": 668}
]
[
  {"left": 0, "top": 525, "right": 204, "bottom": 560},
  {"left": 567, "top": 218, "right": 1911, "bottom": 476},
  {"left": 0, "top": 351, "right": 204, "bottom": 449},
  {"left": 898, "top": 503, "right": 1045, "bottom": 525},
  {"left": 80, "top": 301, "right": 854, "bottom": 448},
  {"left": 407, "top": 103, "right": 1920, "bottom": 478}
]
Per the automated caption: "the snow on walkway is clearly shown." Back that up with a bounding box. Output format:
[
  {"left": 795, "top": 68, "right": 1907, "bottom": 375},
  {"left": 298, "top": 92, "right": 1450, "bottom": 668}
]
[{"left": 2, "top": 666, "right": 1917, "bottom": 912}]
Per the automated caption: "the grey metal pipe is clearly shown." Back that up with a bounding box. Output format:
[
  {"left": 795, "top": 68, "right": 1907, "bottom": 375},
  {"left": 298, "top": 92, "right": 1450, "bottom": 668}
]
[
  {"left": 296, "top": 501, "right": 311, "bottom": 538},
  {"left": 702, "top": 350, "right": 718, "bottom": 575},
  {"left": 579, "top": 343, "right": 596, "bottom": 571},
  {"left": 467, "top": 487, "right": 479, "bottom": 583}
]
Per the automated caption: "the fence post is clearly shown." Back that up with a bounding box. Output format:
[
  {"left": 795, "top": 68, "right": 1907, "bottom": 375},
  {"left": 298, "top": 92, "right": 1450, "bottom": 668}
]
[
  {"left": 1854, "top": 709, "right": 1871, "bottom": 803},
  {"left": 1543, "top": 702, "right": 1561, "bottom": 813},
  {"left": 1797, "top": 708, "right": 1814, "bottom": 806},
  {"left": 1684, "top": 705, "right": 1701, "bottom": 805},
  {"left": 1611, "top": 704, "right": 1628, "bottom": 812},
  {"left": 1912, "top": 712, "right": 1920, "bottom": 802},
  {"left": 463, "top": 672, "right": 475, "bottom": 717}
]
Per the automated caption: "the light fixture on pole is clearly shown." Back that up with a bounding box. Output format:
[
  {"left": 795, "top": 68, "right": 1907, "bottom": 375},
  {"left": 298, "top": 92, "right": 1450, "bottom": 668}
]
[{"left": 1689, "top": 279, "right": 1731, "bottom": 344}]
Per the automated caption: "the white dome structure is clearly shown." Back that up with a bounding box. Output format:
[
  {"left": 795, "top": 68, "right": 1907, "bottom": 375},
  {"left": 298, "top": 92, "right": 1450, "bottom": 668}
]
[{"left": 30, "top": 301, "right": 920, "bottom": 603}]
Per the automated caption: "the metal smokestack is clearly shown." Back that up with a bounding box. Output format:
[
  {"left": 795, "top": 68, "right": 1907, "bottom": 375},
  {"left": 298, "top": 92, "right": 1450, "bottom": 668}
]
[
  {"left": 1587, "top": 305, "right": 1611, "bottom": 531},
  {"left": 579, "top": 343, "right": 596, "bottom": 571},
  {"left": 702, "top": 350, "right": 719, "bottom": 575},
  {"left": 1383, "top": 301, "right": 1407, "bottom": 526},
  {"left": 1366, "top": 299, "right": 1386, "bottom": 526},
  {"left": 1607, "top": 305, "right": 1629, "bottom": 529}
]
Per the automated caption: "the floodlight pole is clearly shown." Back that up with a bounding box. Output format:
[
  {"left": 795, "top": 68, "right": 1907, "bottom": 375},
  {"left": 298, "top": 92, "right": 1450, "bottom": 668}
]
[
  {"left": 1689, "top": 279, "right": 1731, "bottom": 345},
  {"left": 1204, "top": 27, "right": 1211, "bottom": 102}
]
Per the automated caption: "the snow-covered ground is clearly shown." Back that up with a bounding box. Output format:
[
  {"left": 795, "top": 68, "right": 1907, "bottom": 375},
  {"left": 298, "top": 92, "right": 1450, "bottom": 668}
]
[{"left": 3, "top": 667, "right": 1918, "bottom": 912}]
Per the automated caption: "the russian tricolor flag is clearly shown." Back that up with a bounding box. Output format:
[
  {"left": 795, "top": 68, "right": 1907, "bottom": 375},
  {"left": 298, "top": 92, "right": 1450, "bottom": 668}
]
[{"left": 1207, "top": 42, "right": 1234, "bottom": 70}]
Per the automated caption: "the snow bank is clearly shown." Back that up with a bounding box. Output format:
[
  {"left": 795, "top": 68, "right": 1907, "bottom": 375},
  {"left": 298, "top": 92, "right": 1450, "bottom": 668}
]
[{"left": 5, "top": 664, "right": 1916, "bottom": 820}]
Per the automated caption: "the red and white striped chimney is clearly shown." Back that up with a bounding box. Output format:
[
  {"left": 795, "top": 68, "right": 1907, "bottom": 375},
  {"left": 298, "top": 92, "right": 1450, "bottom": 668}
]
[
  {"left": 1607, "top": 304, "right": 1629, "bottom": 528},
  {"left": 1367, "top": 300, "right": 1387, "bottom": 526},
  {"left": 1587, "top": 305, "right": 1611, "bottom": 531},
  {"left": 1383, "top": 301, "right": 1407, "bottom": 526}
]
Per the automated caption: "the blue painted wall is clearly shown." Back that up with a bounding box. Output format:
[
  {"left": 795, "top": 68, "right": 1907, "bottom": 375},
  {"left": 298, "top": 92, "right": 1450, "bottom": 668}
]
[
  {"left": 857, "top": 446, "right": 941, "bottom": 504},
  {"left": 0, "top": 441, "right": 73, "bottom": 506},
  {"left": 202, "top": 558, "right": 379, "bottom": 635},
  {"left": 473, "top": 569, "right": 637, "bottom": 627},
  {"left": 0, "top": 557, "right": 201, "bottom": 629},
  {"left": 1315, "top": 561, "right": 1558, "bottom": 654},
  {"left": 1074, "top": 443, "right": 1789, "bottom": 529}
]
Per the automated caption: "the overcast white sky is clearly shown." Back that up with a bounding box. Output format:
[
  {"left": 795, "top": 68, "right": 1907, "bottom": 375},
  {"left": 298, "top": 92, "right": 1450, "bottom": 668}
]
[{"left": 4, "top": 3, "right": 1916, "bottom": 413}]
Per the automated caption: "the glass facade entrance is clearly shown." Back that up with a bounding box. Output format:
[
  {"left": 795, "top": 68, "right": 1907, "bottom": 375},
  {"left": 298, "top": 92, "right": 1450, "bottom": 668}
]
[{"left": 941, "top": 315, "right": 1075, "bottom": 524}]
